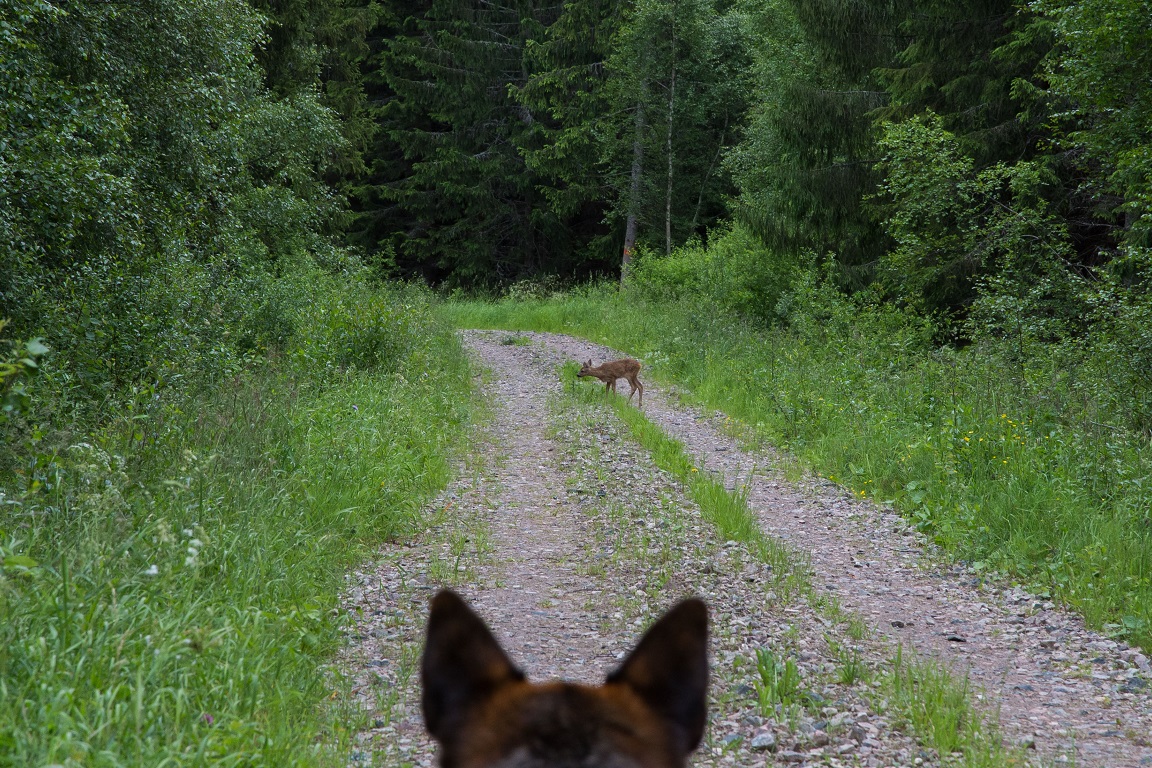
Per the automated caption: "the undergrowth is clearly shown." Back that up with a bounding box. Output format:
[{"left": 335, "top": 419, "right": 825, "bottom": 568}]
[
  {"left": 446, "top": 286, "right": 1152, "bottom": 651},
  {"left": 0, "top": 281, "right": 474, "bottom": 766}
]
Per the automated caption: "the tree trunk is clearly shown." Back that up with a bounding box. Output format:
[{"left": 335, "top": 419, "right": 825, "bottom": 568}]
[
  {"left": 690, "top": 115, "right": 727, "bottom": 234},
  {"left": 622, "top": 91, "right": 646, "bottom": 281},
  {"left": 664, "top": 15, "right": 677, "bottom": 256}
]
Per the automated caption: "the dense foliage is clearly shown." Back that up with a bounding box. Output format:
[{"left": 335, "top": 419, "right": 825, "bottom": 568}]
[
  {"left": 345, "top": 0, "right": 1152, "bottom": 357},
  {"left": 0, "top": 0, "right": 375, "bottom": 422},
  {"left": 350, "top": 0, "right": 748, "bottom": 284}
]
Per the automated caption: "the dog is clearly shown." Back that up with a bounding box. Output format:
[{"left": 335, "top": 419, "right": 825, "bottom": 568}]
[
  {"left": 421, "top": 590, "right": 708, "bottom": 768},
  {"left": 577, "top": 359, "right": 644, "bottom": 407}
]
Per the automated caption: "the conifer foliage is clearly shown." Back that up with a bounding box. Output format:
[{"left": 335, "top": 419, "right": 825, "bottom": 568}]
[{"left": 354, "top": 0, "right": 747, "bottom": 284}]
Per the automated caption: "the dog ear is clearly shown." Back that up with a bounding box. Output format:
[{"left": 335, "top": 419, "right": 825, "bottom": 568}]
[
  {"left": 422, "top": 590, "right": 524, "bottom": 740},
  {"left": 605, "top": 598, "right": 708, "bottom": 752}
]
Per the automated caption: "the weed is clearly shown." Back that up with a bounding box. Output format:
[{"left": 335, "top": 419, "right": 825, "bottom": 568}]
[
  {"left": 826, "top": 634, "right": 871, "bottom": 685},
  {"left": 883, "top": 646, "right": 1019, "bottom": 767},
  {"left": 754, "top": 648, "right": 804, "bottom": 714},
  {"left": 847, "top": 616, "right": 871, "bottom": 641}
]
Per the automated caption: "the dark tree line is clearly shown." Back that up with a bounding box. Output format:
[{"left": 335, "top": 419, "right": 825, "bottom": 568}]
[{"left": 4, "top": 0, "right": 1152, "bottom": 404}]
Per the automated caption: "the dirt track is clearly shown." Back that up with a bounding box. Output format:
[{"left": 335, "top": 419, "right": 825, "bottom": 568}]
[{"left": 337, "top": 331, "right": 1152, "bottom": 768}]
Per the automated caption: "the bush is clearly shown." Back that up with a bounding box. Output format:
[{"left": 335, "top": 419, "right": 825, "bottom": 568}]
[{"left": 629, "top": 223, "right": 804, "bottom": 325}]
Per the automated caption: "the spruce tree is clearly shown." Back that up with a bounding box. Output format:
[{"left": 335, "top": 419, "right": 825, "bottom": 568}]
[
  {"left": 731, "top": 0, "right": 894, "bottom": 285},
  {"left": 514, "top": 0, "right": 624, "bottom": 268},
  {"left": 366, "top": 0, "right": 578, "bottom": 284}
]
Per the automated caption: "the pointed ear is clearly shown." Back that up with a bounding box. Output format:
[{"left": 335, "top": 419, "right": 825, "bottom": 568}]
[
  {"left": 606, "top": 598, "right": 708, "bottom": 752},
  {"left": 422, "top": 590, "right": 524, "bottom": 740}
]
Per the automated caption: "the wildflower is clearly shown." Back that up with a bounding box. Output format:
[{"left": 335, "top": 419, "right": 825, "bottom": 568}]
[
  {"left": 202, "top": 713, "right": 214, "bottom": 725},
  {"left": 143, "top": 565, "right": 159, "bottom": 576}
]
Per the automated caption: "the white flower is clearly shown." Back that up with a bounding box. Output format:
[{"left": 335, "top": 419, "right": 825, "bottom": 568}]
[{"left": 143, "top": 565, "right": 159, "bottom": 576}]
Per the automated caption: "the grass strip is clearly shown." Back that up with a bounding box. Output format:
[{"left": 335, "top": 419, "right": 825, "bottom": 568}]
[{"left": 561, "top": 362, "right": 796, "bottom": 571}]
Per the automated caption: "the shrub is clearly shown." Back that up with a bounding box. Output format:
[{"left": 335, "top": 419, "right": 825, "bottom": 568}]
[{"left": 630, "top": 223, "right": 804, "bottom": 325}]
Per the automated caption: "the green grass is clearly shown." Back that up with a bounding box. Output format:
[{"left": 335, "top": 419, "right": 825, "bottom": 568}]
[
  {"left": 883, "top": 647, "right": 1022, "bottom": 767},
  {"left": 0, "top": 285, "right": 475, "bottom": 766},
  {"left": 445, "top": 287, "right": 1152, "bottom": 651}
]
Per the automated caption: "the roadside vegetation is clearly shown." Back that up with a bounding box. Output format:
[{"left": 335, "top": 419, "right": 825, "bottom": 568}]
[
  {"left": 446, "top": 265, "right": 1152, "bottom": 653},
  {"left": 1, "top": 279, "right": 473, "bottom": 766}
]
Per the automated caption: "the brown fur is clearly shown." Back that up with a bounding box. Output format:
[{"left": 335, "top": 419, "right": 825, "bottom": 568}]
[
  {"left": 577, "top": 359, "right": 644, "bottom": 407},
  {"left": 422, "top": 591, "right": 708, "bottom": 768}
]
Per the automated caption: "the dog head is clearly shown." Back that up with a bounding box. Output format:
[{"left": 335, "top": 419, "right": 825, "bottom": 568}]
[{"left": 421, "top": 590, "right": 708, "bottom": 768}]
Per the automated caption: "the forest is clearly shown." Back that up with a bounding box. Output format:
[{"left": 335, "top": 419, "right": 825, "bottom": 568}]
[
  {"left": 7, "top": 0, "right": 1152, "bottom": 411},
  {"left": 2, "top": 0, "right": 1152, "bottom": 764}
]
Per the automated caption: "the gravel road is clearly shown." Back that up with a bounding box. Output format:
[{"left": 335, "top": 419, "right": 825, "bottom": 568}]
[{"left": 336, "top": 330, "right": 1152, "bottom": 768}]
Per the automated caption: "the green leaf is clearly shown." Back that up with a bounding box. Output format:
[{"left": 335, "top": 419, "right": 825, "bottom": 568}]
[
  {"left": 3, "top": 554, "right": 39, "bottom": 568},
  {"left": 25, "top": 338, "right": 49, "bottom": 356}
]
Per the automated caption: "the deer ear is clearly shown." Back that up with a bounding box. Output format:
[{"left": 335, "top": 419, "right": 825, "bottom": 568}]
[
  {"left": 606, "top": 598, "right": 709, "bottom": 752},
  {"left": 422, "top": 590, "right": 524, "bottom": 741}
]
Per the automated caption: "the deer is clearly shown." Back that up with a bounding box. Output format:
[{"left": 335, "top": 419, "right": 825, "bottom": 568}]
[{"left": 578, "top": 358, "right": 644, "bottom": 407}]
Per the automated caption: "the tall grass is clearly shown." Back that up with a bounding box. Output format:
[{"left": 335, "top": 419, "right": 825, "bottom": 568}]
[
  {"left": 0, "top": 281, "right": 474, "bottom": 766},
  {"left": 446, "top": 286, "right": 1152, "bottom": 650}
]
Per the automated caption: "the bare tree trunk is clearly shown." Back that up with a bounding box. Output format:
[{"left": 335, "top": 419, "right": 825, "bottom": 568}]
[
  {"left": 690, "top": 116, "right": 727, "bottom": 234},
  {"left": 622, "top": 91, "right": 646, "bottom": 282},
  {"left": 664, "top": 16, "right": 677, "bottom": 256}
]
